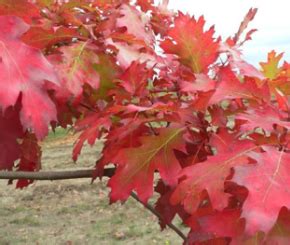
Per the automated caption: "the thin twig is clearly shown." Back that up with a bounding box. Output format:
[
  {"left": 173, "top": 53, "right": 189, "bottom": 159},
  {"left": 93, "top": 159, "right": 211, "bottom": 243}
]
[
  {"left": 143, "top": 112, "right": 158, "bottom": 136},
  {"left": 130, "top": 192, "right": 187, "bottom": 242},
  {"left": 79, "top": 102, "right": 98, "bottom": 113}
]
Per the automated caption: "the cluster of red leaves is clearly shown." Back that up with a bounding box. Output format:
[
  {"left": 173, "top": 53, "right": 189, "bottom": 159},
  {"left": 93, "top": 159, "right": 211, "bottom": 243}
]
[{"left": 0, "top": 0, "right": 290, "bottom": 243}]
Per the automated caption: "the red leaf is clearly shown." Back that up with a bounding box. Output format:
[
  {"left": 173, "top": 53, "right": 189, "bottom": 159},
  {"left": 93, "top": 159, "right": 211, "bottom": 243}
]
[
  {"left": 155, "top": 181, "right": 188, "bottom": 229},
  {"left": 95, "top": 119, "right": 149, "bottom": 177},
  {"left": 108, "top": 127, "right": 185, "bottom": 203},
  {"left": 233, "top": 147, "right": 290, "bottom": 234},
  {"left": 105, "top": 38, "right": 157, "bottom": 69},
  {"left": 108, "top": 102, "right": 178, "bottom": 116},
  {"left": 150, "top": 0, "right": 173, "bottom": 36},
  {"left": 49, "top": 42, "right": 99, "bottom": 97},
  {"left": 180, "top": 74, "right": 215, "bottom": 93},
  {"left": 266, "top": 207, "right": 290, "bottom": 244},
  {"left": 110, "top": 32, "right": 147, "bottom": 46},
  {"left": 259, "top": 51, "right": 289, "bottom": 111},
  {"left": 136, "top": 0, "right": 154, "bottom": 12},
  {"left": 73, "top": 114, "right": 111, "bottom": 161},
  {"left": 16, "top": 132, "right": 41, "bottom": 188},
  {"left": 260, "top": 50, "right": 283, "bottom": 80},
  {"left": 209, "top": 66, "right": 265, "bottom": 105},
  {"left": 161, "top": 13, "right": 220, "bottom": 73},
  {"left": 186, "top": 209, "right": 244, "bottom": 240},
  {"left": 21, "top": 26, "right": 80, "bottom": 49},
  {"left": 117, "top": 61, "right": 152, "bottom": 96},
  {"left": 210, "top": 128, "right": 238, "bottom": 153},
  {"left": 274, "top": 88, "right": 289, "bottom": 111},
  {"left": 221, "top": 43, "right": 264, "bottom": 79},
  {"left": 93, "top": 53, "right": 121, "bottom": 99},
  {"left": 171, "top": 140, "right": 256, "bottom": 213},
  {"left": 92, "top": 0, "right": 125, "bottom": 9},
  {"left": 233, "top": 8, "right": 258, "bottom": 44},
  {"left": 0, "top": 106, "right": 23, "bottom": 170},
  {"left": 0, "top": 0, "right": 40, "bottom": 23},
  {"left": 236, "top": 106, "right": 290, "bottom": 132},
  {"left": 116, "top": 4, "right": 154, "bottom": 46},
  {"left": 197, "top": 210, "right": 244, "bottom": 238},
  {"left": 0, "top": 16, "right": 59, "bottom": 139}
]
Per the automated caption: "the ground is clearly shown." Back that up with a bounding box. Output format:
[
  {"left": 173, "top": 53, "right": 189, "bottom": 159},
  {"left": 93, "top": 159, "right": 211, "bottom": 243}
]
[{"left": 0, "top": 129, "right": 186, "bottom": 244}]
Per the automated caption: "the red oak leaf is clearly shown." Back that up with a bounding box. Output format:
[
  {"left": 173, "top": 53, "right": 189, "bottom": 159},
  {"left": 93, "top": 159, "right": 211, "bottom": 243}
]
[
  {"left": 16, "top": 132, "right": 41, "bottom": 188},
  {"left": 180, "top": 74, "right": 216, "bottom": 92},
  {"left": 171, "top": 140, "right": 256, "bottom": 214},
  {"left": 236, "top": 106, "right": 290, "bottom": 132},
  {"left": 274, "top": 88, "right": 289, "bottom": 112},
  {"left": 0, "top": 106, "right": 23, "bottom": 170},
  {"left": 136, "top": 0, "right": 154, "bottom": 12},
  {"left": 209, "top": 128, "right": 238, "bottom": 153},
  {"left": 150, "top": 0, "right": 174, "bottom": 36},
  {"left": 258, "top": 51, "right": 289, "bottom": 111},
  {"left": 117, "top": 61, "right": 152, "bottom": 96},
  {"left": 233, "top": 8, "right": 258, "bottom": 44},
  {"left": 260, "top": 50, "right": 284, "bottom": 80},
  {"left": 116, "top": 4, "right": 154, "bottom": 46},
  {"left": 33, "top": 0, "right": 54, "bottom": 8},
  {"left": 161, "top": 13, "right": 220, "bottom": 73},
  {"left": 234, "top": 232, "right": 265, "bottom": 244},
  {"left": 208, "top": 106, "right": 228, "bottom": 128},
  {"left": 110, "top": 32, "right": 147, "bottom": 46},
  {"left": 95, "top": 119, "right": 149, "bottom": 178},
  {"left": 92, "top": 0, "right": 126, "bottom": 9},
  {"left": 197, "top": 209, "right": 244, "bottom": 238},
  {"left": 186, "top": 209, "right": 244, "bottom": 242},
  {"left": 220, "top": 43, "right": 264, "bottom": 80},
  {"left": 209, "top": 66, "right": 266, "bottom": 105},
  {"left": 49, "top": 42, "right": 99, "bottom": 97},
  {"left": 73, "top": 114, "right": 111, "bottom": 161},
  {"left": 233, "top": 147, "right": 290, "bottom": 235},
  {"left": 265, "top": 207, "right": 290, "bottom": 244},
  {"left": 105, "top": 38, "right": 157, "bottom": 69},
  {"left": 107, "top": 102, "right": 178, "bottom": 116},
  {"left": 0, "top": 0, "right": 40, "bottom": 23},
  {"left": 192, "top": 91, "right": 214, "bottom": 111},
  {"left": 155, "top": 181, "right": 188, "bottom": 230},
  {"left": 108, "top": 127, "right": 185, "bottom": 203},
  {"left": 0, "top": 16, "right": 59, "bottom": 139},
  {"left": 93, "top": 53, "right": 121, "bottom": 99},
  {"left": 21, "top": 26, "right": 80, "bottom": 49}
]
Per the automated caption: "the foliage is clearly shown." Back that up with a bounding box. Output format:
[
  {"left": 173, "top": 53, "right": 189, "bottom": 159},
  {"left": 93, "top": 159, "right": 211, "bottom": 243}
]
[{"left": 0, "top": 0, "right": 290, "bottom": 243}]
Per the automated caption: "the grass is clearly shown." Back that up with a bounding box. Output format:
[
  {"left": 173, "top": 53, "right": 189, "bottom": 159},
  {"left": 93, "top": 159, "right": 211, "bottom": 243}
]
[
  {"left": 45, "top": 127, "right": 71, "bottom": 141},
  {"left": 0, "top": 129, "right": 186, "bottom": 244},
  {"left": 10, "top": 216, "right": 40, "bottom": 226}
]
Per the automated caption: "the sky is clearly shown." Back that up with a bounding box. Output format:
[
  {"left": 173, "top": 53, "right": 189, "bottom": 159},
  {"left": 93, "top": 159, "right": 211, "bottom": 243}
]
[{"left": 168, "top": 0, "right": 290, "bottom": 66}]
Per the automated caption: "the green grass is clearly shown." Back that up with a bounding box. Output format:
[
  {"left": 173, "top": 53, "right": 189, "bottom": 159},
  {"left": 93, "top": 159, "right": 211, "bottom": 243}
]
[
  {"left": 10, "top": 216, "right": 40, "bottom": 226},
  {"left": 0, "top": 128, "right": 185, "bottom": 244},
  {"left": 46, "top": 127, "right": 70, "bottom": 141}
]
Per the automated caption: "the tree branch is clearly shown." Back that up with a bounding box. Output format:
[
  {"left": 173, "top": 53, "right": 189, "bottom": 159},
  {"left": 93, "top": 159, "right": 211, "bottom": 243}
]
[
  {"left": 130, "top": 192, "right": 187, "bottom": 242},
  {"left": 0, "top": 168, "right": 115, "bottom": 180}
]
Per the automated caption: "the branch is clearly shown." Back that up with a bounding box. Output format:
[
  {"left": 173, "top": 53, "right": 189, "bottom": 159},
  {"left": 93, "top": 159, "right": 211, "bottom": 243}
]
[
  {"left": 0, "top": 168, "right": 187, "bottom": 242},
  {"left": 130, "top": 192, "right": 187, "bottom": 242},
  {"left": 0, "top": 168, "right": 115, "bottom": 180}
]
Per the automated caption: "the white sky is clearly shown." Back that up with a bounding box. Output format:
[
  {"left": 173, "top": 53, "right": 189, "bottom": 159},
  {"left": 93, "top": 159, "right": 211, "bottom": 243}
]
[{"left": 168, "top": 0, "right": 290, "bottom": 66}]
